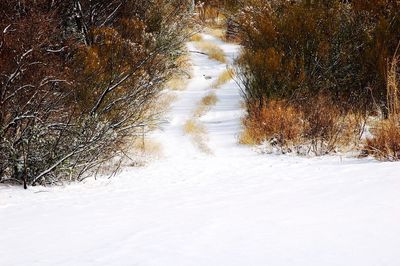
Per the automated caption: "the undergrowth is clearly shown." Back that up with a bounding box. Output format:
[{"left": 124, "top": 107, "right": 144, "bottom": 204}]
[
  {"left": 364, "top": 45, "right": 400, "bottom": 161},
  {"left": 240, "top": 98, "right": 365, "bottom": 156}
]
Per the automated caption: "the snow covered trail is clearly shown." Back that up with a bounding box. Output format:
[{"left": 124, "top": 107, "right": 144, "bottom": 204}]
[{"left": 1, "top": 34, "right": 400, "bottom": 266}]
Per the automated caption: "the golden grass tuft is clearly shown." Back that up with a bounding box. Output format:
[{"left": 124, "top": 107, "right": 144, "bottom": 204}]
[
  {"left": 185, "top": 92, "right": 219, "bottom": 153},
  {"left": 166, "top": 77, "right": 188, "bottom": 91},
  {"left": 195, "top": 41, "right": 226, "bottom": 63},
  {"left": 364, "top": 118, "right": 400, "bottom": 161},
  {"left": 183, "top": 118, "right": 212, "bottom": 154},
  {"left": 193, "top": 92, "right": 218, "bottom": 117},
  {"left": 363, "top": 45, "right": 400, "bottom": 161},
  {"left": 205, "top": 27, "right": 226, "bottom": 41},
  {"left": 132, "top": 138, "right": 163, "bottom": 157},
  {"left": 201, "top": 92, "right": 218, "bottom": 106},
  {"left": 184, "top": 118, "right": 206, "bottom": 135},
  {"left": 190, "top": 33, "right": 203, "bottom": 42},
  {"left": 165, "top": 53, "right": 191, "bottom": 91},
  {"left": 212, "top": 68, "right": 234, "bottom": 89}
]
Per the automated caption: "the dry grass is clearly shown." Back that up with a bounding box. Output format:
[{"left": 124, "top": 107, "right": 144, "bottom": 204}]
[
  {"left": 192, "top": 134, "right": 213, "bottom": 154},
  {"left": 201, "top": 92, "right": 218, "bottom": 106},
  {"left": 240, "top": 98, "right": 364, "bottom": 155},
  {"left": 197, "top": 6, "right": 226, "bottom": 27},
  {"left": 387, "top": 43, "right": 400, "bottom": 118},
  {"left": 190, "top": 33, "right": 203, "bottom": 42},
  {"left": 205, "top": 27, "right": 226, "bottom": 41},
  {"left": 212, "top": 68, "right": 234, "bottom": 89},
  {"left": 364, "top": 118, "right": 400, "bottom": 160},
  {"left": 183, "top": 118, "right": 212, "bottom": 154},
  {"left": 193, "top": 104, "right": 208, "bottom": 118},
  {"left": 193, "top": 92, "right": 218, "bottom": 117},
  {"left": 302, "top": 95, "right": 364, "bottom": 155},
  {"left": 195, "top": 41, "right": 226, "bottom": 63},
  {"left": 166, "top": 77, "right": 188, "bottom": 91},
  {"left": 184, "top": 118, "right": 206, "bottom": 135},
  {"left": 176, "top": 53, "right": 191, "bottom": 69},
  {"left": 184, "top": 92, "right": 218, "bottom": 153},
  {"left": 363, "top": 45, "right": 400, "bottom": 161},
  {"left": 132, "top": 138, "right": 163, "bottom": 157},
  {"left": 150, "top": 93, "right": 177, "bottom": 124},
  {"left": 240, "top": 100, "right": 304, "bottom": 147},
  {"left": 165, "top": 54, "right": 191, "bottom": 91}
]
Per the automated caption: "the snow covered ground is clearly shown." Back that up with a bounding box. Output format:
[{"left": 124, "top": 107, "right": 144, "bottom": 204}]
[{"left": 1, "top": 34, "right": 400, "bottom": 266}]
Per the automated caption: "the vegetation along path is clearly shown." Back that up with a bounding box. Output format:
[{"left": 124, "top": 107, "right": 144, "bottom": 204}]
[{"left": 1, "top": 34, "right": 400, "bottom": 266}]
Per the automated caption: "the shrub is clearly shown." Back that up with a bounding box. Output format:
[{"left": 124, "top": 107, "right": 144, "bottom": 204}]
[
  {"left": 365, "top": 119, "right": 400, "bottom": 161},
  {"left": 234, "top": 0, "right": 399, "bottom": 156},
  {"left": 240, "top": 100, "right": 305, "bottom": 149},
  {"left": 302, "top": 95, "right": 364, "bottom": 155},
  {"left": 364, "top": 43, "right": 400, "bottom": 160},
  {"left": 0, "top": 0, "right": 192, "bottom": 188},
  {"left": 235, "top": 0, "right": 399, "bottom": 112},
  {"left": 240, "top": 97, "right": 364, "bottom": 155}
]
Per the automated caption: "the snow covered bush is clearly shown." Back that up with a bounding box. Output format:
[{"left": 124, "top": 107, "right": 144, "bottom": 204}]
[
  {"left": 0, "top": 0, "right": 192, "bottom": 188},
  {"left": 0, "top": 1, "right": 74, "bottom": 187}
]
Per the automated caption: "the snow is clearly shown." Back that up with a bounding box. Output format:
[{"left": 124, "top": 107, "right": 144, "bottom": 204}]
[{"left": 1, "top": 34, "right": 400, "bottom": 266}]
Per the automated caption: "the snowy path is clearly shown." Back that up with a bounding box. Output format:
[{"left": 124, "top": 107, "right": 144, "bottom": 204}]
[{"left": 1, "top": 34, "right": 400, "bottom": 266}]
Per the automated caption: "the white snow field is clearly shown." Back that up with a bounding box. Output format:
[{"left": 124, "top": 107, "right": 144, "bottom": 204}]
[{"left": 1, "top": 34, "right": 400, "bottom": 266}]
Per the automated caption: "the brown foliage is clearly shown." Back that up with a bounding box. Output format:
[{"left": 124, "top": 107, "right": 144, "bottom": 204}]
[
  {"left": 364, "top": 43, "right": 400, "bottom": 161},
  {"left": 234, "top": 0, "right": 398, "bottom": 157},
  {"left": 241, "top": 97, "right": 364, "bottom": 155},
  {"left": 0, "top": 1, "right": 73, "bottom": 187},
  {"left": 0, "top": 0, "right": 192, "bottom": 187},
  {"left": 302, "top": 96, "right": 364, "bottom": 155},
  {"left": 235, "top": 0, "right": 400, "bottom": 112},
  {"left": 240, "top": 100, "right": 304, "bottom": 148},
  {"left": 365, "top": 119, "right": 400, "bottom": 161}
]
